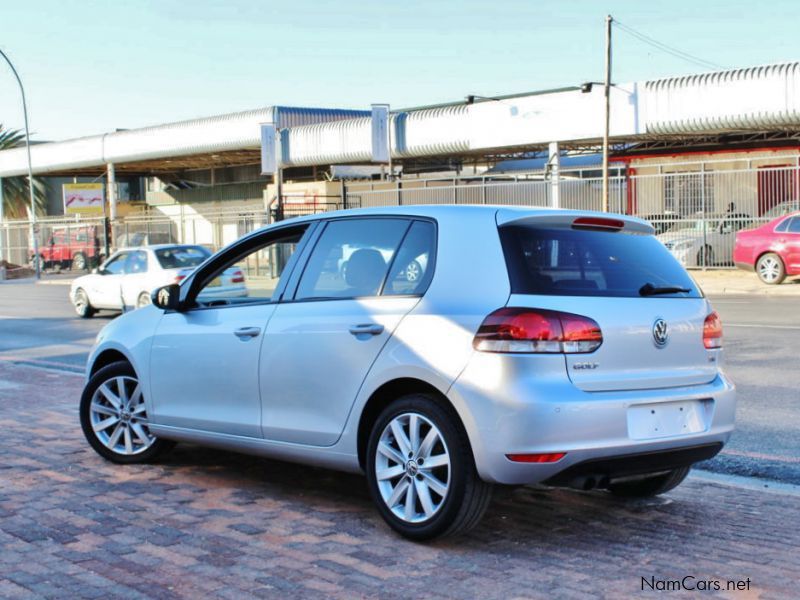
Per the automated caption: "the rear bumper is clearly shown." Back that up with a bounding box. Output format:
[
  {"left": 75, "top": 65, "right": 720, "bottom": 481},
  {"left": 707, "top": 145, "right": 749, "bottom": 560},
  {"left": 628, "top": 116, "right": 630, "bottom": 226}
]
[
  {"left": 734, "top": 260, "right": 754, "bottom": 272},
  {"left": 448, "top": 353, "right": 736, "bottom": 485},
  {"left": 542, "top": 442, "right": 722, "bottom": 487}
]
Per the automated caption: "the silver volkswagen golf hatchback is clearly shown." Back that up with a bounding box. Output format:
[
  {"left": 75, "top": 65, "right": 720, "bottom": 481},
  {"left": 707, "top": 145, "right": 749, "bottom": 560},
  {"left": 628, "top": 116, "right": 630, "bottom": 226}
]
[{"left": 81, "top": 206, "right": 736, "bottom": 540}]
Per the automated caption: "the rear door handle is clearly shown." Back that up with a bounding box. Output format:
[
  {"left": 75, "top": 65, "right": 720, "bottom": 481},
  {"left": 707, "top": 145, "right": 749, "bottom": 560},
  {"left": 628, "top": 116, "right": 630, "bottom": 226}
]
[
  {"left": 234, "top": 326, "right": 261, "bottom": 339},
  {"left": 349, "top": 324, "right": 384, "bottom": 336}
]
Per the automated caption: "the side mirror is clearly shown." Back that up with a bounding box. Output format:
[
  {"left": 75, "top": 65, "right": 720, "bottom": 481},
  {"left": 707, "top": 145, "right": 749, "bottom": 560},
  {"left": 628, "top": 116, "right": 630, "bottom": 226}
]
[{"left": 152, "top": 284, "right": 183, "bottom": 311}]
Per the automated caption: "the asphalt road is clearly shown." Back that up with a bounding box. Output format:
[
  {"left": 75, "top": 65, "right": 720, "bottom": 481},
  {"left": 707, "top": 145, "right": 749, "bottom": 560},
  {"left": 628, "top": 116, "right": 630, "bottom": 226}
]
[{"left": 0, "top": 280, "right": 797, "bottom": 484}]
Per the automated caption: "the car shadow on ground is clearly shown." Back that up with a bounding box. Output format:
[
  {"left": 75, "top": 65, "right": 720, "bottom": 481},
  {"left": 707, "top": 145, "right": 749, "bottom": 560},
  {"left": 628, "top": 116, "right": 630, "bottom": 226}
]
[{"left": 155, "top": 443, "right": 707, "bottom": 550}]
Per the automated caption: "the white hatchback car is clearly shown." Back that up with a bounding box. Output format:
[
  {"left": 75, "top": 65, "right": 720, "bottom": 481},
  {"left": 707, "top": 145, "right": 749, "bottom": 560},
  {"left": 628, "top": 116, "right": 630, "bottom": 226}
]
[
  {"left": 80, "top": 206, "right": 736, "bottom": 540},
  {"left": 70, "top": 244, "right": 246, "bottom": 317}
]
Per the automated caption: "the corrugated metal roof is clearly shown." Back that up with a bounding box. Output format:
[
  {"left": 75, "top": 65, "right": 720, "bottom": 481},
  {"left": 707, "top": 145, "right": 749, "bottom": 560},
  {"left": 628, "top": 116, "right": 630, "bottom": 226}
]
[
  {"left": 642, "top": 62, "right": 800, "bottom": 134},
  {"left": 281, "top": 105, "right": 470, "bottom": 167},
  {"left": 0, "top": 106, "right": 368, "bottom": 177}
]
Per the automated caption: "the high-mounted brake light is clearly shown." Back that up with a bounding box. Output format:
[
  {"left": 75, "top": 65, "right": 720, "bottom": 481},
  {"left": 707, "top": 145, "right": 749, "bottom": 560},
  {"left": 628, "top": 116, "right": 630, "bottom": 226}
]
[
  {"left": 473, "top": 308, "right": 602, "bottom": 354},
  {"left": 703, "top": 311, "right": 723, "bottom": 349},
  {"left": 572, "top": 216, "right": 625, "bottom": 231}
]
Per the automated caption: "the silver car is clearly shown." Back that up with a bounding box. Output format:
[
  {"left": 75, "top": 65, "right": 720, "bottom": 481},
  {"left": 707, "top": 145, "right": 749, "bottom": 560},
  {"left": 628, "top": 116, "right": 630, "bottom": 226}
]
[{"left": 80, "top": 206, "right": 736, "bottom": 540}]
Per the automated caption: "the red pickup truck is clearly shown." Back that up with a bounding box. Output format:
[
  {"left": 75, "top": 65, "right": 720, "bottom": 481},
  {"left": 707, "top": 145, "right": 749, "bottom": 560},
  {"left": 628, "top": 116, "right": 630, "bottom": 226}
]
[{"left": 32, "top": 226, "right": 103, "bottom": 271}]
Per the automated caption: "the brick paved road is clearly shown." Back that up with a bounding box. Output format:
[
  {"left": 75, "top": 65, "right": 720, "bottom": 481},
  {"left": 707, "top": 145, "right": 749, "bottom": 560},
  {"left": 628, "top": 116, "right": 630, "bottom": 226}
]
[{"left": 0, "top": 361, "right": 797, "bottom": 599}]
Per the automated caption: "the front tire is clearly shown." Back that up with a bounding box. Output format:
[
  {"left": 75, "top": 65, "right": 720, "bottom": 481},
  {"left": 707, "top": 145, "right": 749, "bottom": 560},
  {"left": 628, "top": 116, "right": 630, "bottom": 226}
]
[
  {"left": 73, "top": 288, "right": 96, "bottom": 318},
  {"left": 756, "top": 253, "right": 785, "bottom": 285},
  {"left": 607, "top": 467, "right": 691, "bottom": 498},
  {"left": 80, "top": 361, "right": 173, "bottom": 464},
  {"left": 696, "top": 245, "right": 714, "bottom": 267},
  {"left": 136, "top": 291, "right": 152, "bottom": 309},
  {"left": 365, "top": 394, "right": 492, "bottom": 540}
]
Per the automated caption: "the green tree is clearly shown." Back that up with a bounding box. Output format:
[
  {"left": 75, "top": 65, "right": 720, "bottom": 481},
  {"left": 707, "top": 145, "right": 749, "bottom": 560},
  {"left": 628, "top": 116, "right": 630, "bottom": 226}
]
[{"left": 0, "top": 125, "right": 47, "bottom": 219}]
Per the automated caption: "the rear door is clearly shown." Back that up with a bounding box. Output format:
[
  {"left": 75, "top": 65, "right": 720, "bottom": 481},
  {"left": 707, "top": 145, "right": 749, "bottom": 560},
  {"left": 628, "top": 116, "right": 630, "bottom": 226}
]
[
  {"left": 259, "top": 218, "right": 436, "bottom": 445},
  {"left": 498, "top": 217, "right": 717, "bottom": 392}
]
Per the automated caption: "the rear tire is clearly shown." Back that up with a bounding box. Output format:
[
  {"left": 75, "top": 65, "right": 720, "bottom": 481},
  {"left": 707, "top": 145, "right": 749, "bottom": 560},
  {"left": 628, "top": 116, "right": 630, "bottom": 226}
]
[
  {"left": 71, "top": 252, "right": 88, "bottom": 272},
  {"left": 80, "top": 361, "right": 174, "bottom": 464},
  {"left": 73, "top": 288, "right": 96, "bottom": 318},
  {"left": 607, "top": 466, "right": 691, "bottom": 498},
  {"left": 756, "top": 253, "right": 786, "bottom": 285},
  {"left": 365, "top": 393, "right": 492, "bottom": 540}
]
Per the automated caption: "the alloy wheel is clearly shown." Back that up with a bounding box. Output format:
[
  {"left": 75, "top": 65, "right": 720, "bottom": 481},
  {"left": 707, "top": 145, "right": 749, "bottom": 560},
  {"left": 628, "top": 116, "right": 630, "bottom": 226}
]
[
  {"left": 89, "top": 375, "right": 155, "bottom": 455},
  {"left": 375, "top": 412, "right": 451, "bottom": 523},
  {"left": 759, "top": 256, "right": 781, "bottom": 283},
  {"left": 405, "top": 260, "right": 421, "bottom": 282}
]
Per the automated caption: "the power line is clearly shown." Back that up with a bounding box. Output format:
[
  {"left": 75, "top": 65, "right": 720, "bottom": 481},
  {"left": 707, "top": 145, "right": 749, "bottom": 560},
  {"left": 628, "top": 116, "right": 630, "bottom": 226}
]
[{"left": 613, "top": 19, "right": 727, "bottom": 72}]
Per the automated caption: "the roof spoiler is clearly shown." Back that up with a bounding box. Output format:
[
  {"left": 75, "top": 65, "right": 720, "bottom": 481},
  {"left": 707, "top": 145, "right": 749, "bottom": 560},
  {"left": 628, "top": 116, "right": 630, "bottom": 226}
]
[{"left": 495, "top": 208, "right": 654, "bottom": 235}]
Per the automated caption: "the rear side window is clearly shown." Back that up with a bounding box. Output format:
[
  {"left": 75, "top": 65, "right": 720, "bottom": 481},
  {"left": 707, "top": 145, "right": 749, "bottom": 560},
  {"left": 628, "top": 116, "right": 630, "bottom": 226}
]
[
  {"left": 787, "top": 217, "right": 800, "bottom": 233},
  {"left": 499, "top": 225, "right": 701, "bottom": 298},
  {"left": 156, "top": 246, "right": 210, "bottom": 269},
  {"left": 295, "top": 218, "right": 409, "bottom": 300}
]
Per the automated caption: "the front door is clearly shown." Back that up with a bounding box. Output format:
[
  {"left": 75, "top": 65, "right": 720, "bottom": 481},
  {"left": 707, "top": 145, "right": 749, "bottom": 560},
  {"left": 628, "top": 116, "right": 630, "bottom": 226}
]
[
  {"left": 260, "top": 218, "right": 437, "bottom": 446},
  {"left": 91, "top": 251, "right": 129, "bottom": 309},
  {"left": 148, "top": 225, "right": 310, "bottom": 437}
]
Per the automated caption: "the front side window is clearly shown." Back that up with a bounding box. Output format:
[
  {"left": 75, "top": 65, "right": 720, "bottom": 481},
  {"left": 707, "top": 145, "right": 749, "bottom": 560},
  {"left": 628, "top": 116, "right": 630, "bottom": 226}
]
[
  {"left": 295, "top": 219, "right": 410, "bottom": 300},
  {"left": 193, "top": 228, "right": 306, "bottom": 306},
  {"left": 102, "top": 252, "right": 129, "bottom": 275}
]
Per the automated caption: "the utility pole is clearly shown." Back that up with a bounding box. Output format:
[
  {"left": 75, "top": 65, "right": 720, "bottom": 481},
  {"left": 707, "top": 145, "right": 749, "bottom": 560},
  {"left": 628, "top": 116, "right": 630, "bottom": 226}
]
[
  {"left": 0, "top": 47, "right": 39, "bottom": 278},
  {"left": 602, "top": 14, "right": 613, "bottom": 213}
]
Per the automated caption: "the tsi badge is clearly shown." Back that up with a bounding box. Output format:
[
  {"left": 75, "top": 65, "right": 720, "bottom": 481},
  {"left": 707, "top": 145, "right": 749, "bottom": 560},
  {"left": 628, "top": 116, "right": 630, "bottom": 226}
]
[{"left": 652, "top": 318, "right": 669, "bottom": 348}]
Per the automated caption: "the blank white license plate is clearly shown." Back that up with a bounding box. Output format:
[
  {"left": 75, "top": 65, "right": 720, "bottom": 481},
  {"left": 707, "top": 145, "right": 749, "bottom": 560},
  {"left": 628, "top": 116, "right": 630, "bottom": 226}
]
[{"left": 627, "top": 400, "right": 710, "bottom": 440}]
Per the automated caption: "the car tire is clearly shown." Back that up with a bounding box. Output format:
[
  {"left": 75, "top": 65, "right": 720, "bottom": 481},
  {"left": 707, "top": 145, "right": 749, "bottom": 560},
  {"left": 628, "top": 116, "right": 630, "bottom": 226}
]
[
  {"left": 607, "top": 466, "right": 691, "bottom": 498},
  {"left": 365, "top": 393, "right": 493, "bottom": 540},
  {"left": 136, "top": 291, "right": 152, "bottom": 309},
  {"left": 73, "top": 288, "right": 96, "bottom": 318},
  {"left": 756, "top": 253, "right": 786, "bottom": 285},
  {"left": 80, "top": 361, "right": 174, "bottom": 464},
  {"left": 696, "top": 245, "right": 714, "bottom": 267},
  {"left": 71, "top": 252, "right": 88, "bottom": 272}
]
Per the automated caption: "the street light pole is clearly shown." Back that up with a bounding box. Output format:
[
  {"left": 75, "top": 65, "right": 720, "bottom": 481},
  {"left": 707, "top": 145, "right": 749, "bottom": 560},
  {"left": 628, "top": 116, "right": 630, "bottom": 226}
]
[
  {"left": 602, "top": 14, "right": 613, "bottom": 213},
  {"left": 0, "top": 47, "right": 39, "bottom": 278}
]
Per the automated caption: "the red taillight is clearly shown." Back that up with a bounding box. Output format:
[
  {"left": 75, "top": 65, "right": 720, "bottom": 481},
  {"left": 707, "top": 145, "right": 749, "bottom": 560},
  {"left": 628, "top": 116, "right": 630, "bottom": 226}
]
[
  {"left": 703, "top": 311, "right": 723, "bottom": 349},
  {"left": 174, "top": 274, "right": 187, "bottom": 283},
  {"left": 473, "top": 308, "right": 602, "bottom": 354},
  {"left": 572, "top": 216, "right": 625, "bottom": 231},
  {"left": 231, "top": 270, "right": 245, "bottom": 284},
  {"left": 506, "top": 452, "right": 567, "bottom": 463}
]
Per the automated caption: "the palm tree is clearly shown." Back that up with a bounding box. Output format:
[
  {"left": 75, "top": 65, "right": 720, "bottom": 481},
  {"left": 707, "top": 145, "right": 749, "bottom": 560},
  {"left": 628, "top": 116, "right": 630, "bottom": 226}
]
[{"left": 0, "top": 124, "right": 47, "bottom": 219}]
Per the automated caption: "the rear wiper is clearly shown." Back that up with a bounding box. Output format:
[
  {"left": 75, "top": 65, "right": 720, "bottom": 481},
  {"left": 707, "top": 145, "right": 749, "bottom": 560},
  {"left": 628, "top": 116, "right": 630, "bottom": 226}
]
[{"left": 639, "top": 283, "right": 691, "bottom": 296}]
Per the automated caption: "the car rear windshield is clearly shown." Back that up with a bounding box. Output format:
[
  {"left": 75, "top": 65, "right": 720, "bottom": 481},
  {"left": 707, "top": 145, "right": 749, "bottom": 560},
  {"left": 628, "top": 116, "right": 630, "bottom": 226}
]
[
  {"left": 155, "top": 246, "right": 210, "bottom": 269},
  {"left": 499, "top": 225, "right": 702, "bottom": 298}
]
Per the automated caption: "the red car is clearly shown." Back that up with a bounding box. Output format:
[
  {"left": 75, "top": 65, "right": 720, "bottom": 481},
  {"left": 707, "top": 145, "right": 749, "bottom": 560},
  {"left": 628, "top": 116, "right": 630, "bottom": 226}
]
[
  {"left": 733, "top": 212, "right": 800, "bottom": 284},
  {"left": 32, "top": 225, "right": 103, "bottom": 272}
]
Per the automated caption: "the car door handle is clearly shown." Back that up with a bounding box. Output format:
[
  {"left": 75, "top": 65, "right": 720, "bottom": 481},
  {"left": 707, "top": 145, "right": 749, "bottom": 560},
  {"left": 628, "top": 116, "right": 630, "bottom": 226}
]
[
  {"left": 234, "top": 327, "right": 261, "bottom": 339},
  {"left": 349, "top": 324, "right": 384, "bottom": 336}
]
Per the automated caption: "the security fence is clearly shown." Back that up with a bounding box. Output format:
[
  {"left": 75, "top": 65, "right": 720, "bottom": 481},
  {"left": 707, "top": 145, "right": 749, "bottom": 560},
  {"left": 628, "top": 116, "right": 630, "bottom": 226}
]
[{"left": 3, "top": 159, "right": 799, "bottom": 279}]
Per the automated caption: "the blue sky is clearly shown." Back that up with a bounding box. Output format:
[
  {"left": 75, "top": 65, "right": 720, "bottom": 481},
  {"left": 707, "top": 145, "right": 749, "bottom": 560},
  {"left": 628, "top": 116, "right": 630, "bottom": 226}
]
[{"left": 2, "top": 0, "right": 799, "bottom": 141}]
